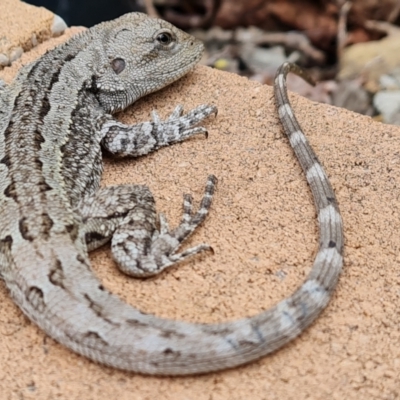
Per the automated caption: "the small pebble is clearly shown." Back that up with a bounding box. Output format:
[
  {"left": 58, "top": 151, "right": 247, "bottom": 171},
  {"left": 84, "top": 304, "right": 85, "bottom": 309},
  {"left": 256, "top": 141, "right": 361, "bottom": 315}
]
[
  {"left": 52, "top": 14, "right": 68, "bottom": 36},
  {"left": 0, "top": 53, "right": 10, "bottom": 67},
  {"left": 9, "top": 47, "right": 23, "bottom": 63},
  {"left": 31, "top": 33, "right": 38, "bottom": 47}
]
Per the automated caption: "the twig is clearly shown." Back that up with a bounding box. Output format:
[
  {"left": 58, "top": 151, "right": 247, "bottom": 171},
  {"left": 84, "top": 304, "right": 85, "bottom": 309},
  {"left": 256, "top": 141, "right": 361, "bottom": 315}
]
[
  {"left": 365, "top": 20, "right": 400, "bottom": 37},
  {"left": 144, "top": 0, "right": 159, "bottom": 18},
  {"left": 236, "top": 28, "right": 326, "bottom": 64},
  {"left": 337, "top": 1, "right": 352, "bottom": 60}
]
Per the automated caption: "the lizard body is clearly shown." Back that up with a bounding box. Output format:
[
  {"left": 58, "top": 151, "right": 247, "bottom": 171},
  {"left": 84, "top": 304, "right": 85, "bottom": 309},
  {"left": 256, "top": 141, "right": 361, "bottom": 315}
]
[{"left": 0, "top": 13, "right": 343, "bottom": 375}]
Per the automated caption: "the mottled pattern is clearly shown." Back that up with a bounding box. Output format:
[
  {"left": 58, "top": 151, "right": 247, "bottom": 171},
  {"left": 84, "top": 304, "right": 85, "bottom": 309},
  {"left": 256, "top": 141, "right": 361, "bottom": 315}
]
[{"left": 0, "top": 10, "right": 343, "bottom": 376}]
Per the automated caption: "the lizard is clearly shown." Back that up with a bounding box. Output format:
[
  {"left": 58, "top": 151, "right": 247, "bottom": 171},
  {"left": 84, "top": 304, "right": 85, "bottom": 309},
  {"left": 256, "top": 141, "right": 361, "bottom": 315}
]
[{"left": 0, "top": 12, "right": 344, "bottom": 375}]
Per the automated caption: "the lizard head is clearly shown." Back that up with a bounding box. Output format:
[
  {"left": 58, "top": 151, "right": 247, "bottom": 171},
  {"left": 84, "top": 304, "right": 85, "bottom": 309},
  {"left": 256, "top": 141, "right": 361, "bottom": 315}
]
[{"left": 90, "top": 13, "right": 204, "bottom": 113}]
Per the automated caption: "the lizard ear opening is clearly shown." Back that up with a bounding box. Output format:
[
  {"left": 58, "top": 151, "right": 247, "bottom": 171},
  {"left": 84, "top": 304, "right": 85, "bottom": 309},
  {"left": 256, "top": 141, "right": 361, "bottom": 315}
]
[{"left": 111, "top": 58, "right": 126, "bottom": 75}]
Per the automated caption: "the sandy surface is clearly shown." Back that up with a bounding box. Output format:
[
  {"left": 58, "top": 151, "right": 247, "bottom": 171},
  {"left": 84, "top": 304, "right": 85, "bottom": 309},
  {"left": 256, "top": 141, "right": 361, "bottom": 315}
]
[
  {"left": 1, "top": 2, "right": 400, "bottom": 399},
  {"left": 0, "top": 0, "right": 54, "bottom": 61}
]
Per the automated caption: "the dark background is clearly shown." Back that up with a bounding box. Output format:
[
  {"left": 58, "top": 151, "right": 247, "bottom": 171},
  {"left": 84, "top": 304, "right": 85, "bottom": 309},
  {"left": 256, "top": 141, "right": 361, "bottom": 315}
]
[{"left": 25, "top": 0, "right": 137, "bottom": 27}]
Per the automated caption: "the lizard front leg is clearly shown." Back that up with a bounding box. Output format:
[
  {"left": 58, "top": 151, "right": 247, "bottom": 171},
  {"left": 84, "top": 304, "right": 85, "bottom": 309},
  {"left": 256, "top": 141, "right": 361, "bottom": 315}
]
[
  {"left": 78, "top": 176, "right": 216, "bottom": 277},
  {"left": 100, "top": 104, "right": 217, "bottom": 157}
]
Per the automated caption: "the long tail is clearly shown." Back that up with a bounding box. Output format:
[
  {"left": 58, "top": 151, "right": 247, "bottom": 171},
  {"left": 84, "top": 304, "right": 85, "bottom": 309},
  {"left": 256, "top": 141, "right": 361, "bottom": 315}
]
[{"left": 7, "top": 62, "right": 343, "bottom": 375}]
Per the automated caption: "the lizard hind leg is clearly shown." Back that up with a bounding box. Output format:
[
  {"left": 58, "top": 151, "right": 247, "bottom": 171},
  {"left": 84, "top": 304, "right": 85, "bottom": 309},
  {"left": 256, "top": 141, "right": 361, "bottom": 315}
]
[
  {"left": 111, "top": 174, "right": 217, "bottom": 278},
  {"left": 78, "top": 184, "right": 158, "bottom": 252}
]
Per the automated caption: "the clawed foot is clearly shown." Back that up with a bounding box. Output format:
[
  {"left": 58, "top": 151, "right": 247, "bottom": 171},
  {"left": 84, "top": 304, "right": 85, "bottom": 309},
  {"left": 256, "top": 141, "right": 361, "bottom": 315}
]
[
  {"left": 112, "top": 175, "right": 217, "bottom": 278},
  {"left": 150, "top": 104, "right": 218, "bottom": 144},
  {"left": 101, "top": 103, "right": 217, "bottom": 157}
]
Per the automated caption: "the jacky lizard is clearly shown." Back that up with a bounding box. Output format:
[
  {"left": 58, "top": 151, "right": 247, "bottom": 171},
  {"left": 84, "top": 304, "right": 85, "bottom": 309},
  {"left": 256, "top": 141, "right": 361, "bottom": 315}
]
[{"left": 0, "top": 13, "right": 343, "bottom": 375}]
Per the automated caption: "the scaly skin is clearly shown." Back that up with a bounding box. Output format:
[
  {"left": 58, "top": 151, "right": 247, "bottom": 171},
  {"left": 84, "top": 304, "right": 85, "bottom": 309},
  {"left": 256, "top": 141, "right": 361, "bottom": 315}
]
[{"left": 0, "top": 11, "right": 343, "bottom": 375}]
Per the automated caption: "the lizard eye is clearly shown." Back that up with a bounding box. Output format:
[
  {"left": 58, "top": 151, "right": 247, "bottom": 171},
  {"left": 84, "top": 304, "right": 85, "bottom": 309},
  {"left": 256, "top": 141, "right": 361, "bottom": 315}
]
[
  {"left": 111, "top": 58, "right": 126, "bottom": 74},
  {"left": 156, "top": 31, "right": 173, "bottom": 46}
]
